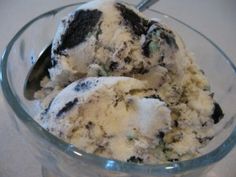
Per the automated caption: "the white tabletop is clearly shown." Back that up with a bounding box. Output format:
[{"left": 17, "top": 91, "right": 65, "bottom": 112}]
[{"left": 0, "top": 0, "right": 235, "bottom": 177}]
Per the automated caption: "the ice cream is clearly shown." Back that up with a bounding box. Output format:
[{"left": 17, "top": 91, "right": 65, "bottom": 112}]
[
  {"left": 35, "top": 0, "right": 224, "bottom": 164},
  {"left": 38, "top": 77, "right": 172, "bottom": 162}
]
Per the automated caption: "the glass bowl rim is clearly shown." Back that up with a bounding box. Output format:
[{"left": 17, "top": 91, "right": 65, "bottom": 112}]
[{"left": 1, "top": 2, "right": 236, "bottom": 175}]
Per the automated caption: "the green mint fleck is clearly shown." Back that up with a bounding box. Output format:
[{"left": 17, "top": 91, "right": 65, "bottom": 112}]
[{"left": 149, "top": 41, "right": 160, "bottom": 54}]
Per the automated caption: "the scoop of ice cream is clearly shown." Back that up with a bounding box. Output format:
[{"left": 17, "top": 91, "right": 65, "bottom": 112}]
[
  {"left": 49, "top": 0, "right": 183, "bottom": 89},
  {"left": 37, "top": 77, "right": 172, "bottom": 162}
]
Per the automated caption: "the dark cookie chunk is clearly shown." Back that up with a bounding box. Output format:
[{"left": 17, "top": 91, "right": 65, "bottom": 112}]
[
  {"left": 56, "top": 98, "right": 78, "bottom": 117},
  {"left": 55, "top": 9, "right": 102, "bottom": 53},
  {"left": 95, "top": 21, "right": 103, "bottom": 40},
  {"left": 85, "top": 121, "right": 95, "bottom": 130},
  {"left": 160, "top": 31, "right": 178, "bottom": 49},
  {"left": 168, "top": 158, "right": 179, "bottom": 162},
  {"left": 145, "top": 94, "right": 163, "bottom": 101},
  {"left": 116, "top": 3, "right": 149, "bottom": 36},
  {"left": 156, "top": 131, "right": 165, "bottom": 140},
  {"left": 75, "top": 80, "right": 95, "bottom": 92},
  {"left": 142, "top": 40, "right": 152, "bottom": 57},
  {"left": 173, "top": 120, "right": 179, "bottom": 127},
  {"left": 200, "top": 69, "right": 205, "bottom": 75},
  {"left": 109, "top": 61, "right": 119, "bottom": 71},
  {"left": 127, "top": 156, "right": 143, "bottom": 163},
  {"left": 197, "top": 136, "right": 213, "bottom": 144},
  {"left": 211, "top": 102, "right": 224, "bottom": 124},
  {"left": 41, "top": 98, "right": 54, "bottom": 117},
  {"left": 124, "top": 56, "right": 132, "bottom": 64}
]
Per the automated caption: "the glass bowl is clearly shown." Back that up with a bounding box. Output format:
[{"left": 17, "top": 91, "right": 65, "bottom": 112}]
[{"left": 1, "top": 2, "right": 236, "bottom": 177}]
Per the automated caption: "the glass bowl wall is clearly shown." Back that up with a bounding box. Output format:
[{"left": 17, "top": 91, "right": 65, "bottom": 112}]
[{"left": 1, "top": 3, "right": 236, "bottom": 177}]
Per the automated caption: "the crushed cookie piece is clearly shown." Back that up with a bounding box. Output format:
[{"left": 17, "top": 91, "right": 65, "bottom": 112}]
[
  {"left": 56, "top": 98, "right": 78, "bottom": 117},
  {"left": 109, "top": 61, "right": 119, "bottom": 71},
  {"left": 75, "top": 80, "right": 94, "bottom": 92},
  {"left": 127, "top": 156, "right": 143, "bottom": 163},
  {"left": 211, "top": 102, "right": 224, "bottom": 124},
  {"left": 85, "top": 121, "right": 95, "bottom": 130}
]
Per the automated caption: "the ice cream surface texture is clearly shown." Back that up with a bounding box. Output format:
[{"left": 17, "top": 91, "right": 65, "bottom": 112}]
[{"left": 35, "top": 0, "right": 224, "bottom": 164}]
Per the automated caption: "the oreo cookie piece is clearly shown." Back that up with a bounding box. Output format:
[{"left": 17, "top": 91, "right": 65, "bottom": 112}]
[
  {"left": 145, "top": 94, "right": 163, "bottom": 101},
  {"left": 55, "top": 9, "right": 102, "bottom": 53},
  {"left": 116, "top": 3, "right": 149, "bottom": 36},
  {"left": 127, "top": 156, "right": 143, "bottom": 163},
  {"left": 156, "top": 131, "right": 165, "bottom": 140},
  {"left": 160, "top": 31, "right": 178, "bottom": 50},
  {"left": 211, "top": 102, "right": 224, "bottom": 124},
  {"left": 197, "top": 136, "right": 213, "bottom": 144},
  {"left": 168, "top": 158, "right": 179, "bottom": 162},
  {"left": 142, "top": 40, "right": 152, "bottom": 57},
  {"left": 56, "top": 98, "right": 78, "bottom": 117},
  {"left": 41, "top": 98, "right": 54, "bottom": 116},
  {"left": 109, "top": 61, "right": 119, "bottom": 71},
  {"left": 74, "top": 79, "right": 96, "bottom": 92}
]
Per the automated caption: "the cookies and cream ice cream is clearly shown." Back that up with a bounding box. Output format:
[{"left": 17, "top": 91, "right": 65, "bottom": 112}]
[
  {"left": 35, "top": 0, "right": 224, "bottom": 164},
  {"left": 38, "top": 77, "right": 172, "bottom": 162}
]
